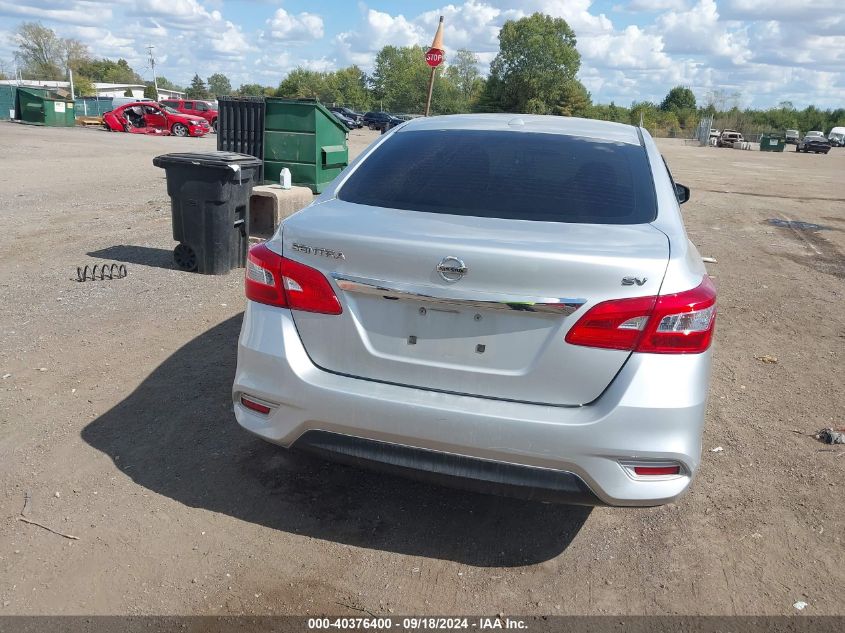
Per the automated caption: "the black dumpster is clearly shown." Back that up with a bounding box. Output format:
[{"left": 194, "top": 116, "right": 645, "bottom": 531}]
[{"left": 153, "top": 151, "right": 263, "bottom": 274}]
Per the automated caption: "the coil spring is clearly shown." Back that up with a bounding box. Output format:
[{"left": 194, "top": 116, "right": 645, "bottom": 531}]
[{"left": 76, "top": 263, "right": 128, "bottom": 282}]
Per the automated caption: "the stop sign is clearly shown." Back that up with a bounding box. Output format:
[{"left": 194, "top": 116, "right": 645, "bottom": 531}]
[{"left": 425, "top": 48, "right": 443, "bottom": 67}]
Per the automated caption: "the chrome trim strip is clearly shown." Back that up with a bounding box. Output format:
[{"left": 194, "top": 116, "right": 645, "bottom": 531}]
[{"left": 331, "top": 273, "right": 586, "bottom": 316}]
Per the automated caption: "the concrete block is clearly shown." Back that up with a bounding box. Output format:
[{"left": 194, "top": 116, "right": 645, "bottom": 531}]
[{"left": 250, "top": 184, "right": 314, "bottom": 239}]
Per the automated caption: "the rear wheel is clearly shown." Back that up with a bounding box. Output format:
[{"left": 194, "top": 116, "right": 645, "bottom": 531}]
[
  {"left": 172, "top": 123, "right": 188, "bottom": 137},
  {"left": 173, "top": 243, "right": 197, "bottom": 271},
  {"left": 368, "top": 122, "right": 375, "bottom": 130}
]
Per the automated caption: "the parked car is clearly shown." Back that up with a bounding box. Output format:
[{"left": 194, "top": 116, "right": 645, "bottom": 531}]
[
  {"left": 233, "top": 114, "right": 716, "bottom": 507},
  {"left": 330, "top": 110, "right": 357, "bottom": 131},
  {"left": 709, "top": 128, "right": 720, "bottom": 139},
  {"left": 329, "top": 106, "right": 363, "bottom": 128},
  {"left": 103, "top": 102, "right": 211, "bottom": 137},
  {"left": 362, "top": 111, "right": 402, "bottom": 131},
  {"left": 796, "top": 135, "right": 831, "bottom": 154},
  {"left": 828, "top": 127, "right": 845, "bottom": 147},
  {"left": 160, "top": 99, "right": 219, "bottom": 132},
  {"left": 717, "top": 130, "right": 743, "bottom": 147},
  {"left": 784, "top": 129, "right": 800, "bottom": 145},
  {"left": 805, "top": 130, "right": 826, "bottom": 138}
]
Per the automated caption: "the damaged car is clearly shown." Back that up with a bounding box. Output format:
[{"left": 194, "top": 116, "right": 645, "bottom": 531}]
[{"left": 102, "top": 102, "right": 211, "bottom": 137}]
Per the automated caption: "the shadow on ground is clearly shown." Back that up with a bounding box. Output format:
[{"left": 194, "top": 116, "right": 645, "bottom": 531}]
[
  {"left": 88, "top": 245, "right": 175, "bottom": 270},
  {"left": 81, "top": 315, "right": 590, "bottom": 567}
]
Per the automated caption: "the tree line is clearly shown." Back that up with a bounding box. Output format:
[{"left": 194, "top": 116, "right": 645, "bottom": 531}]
[{"left": 6, "top": 17, "right": 843, "bottom": 135}]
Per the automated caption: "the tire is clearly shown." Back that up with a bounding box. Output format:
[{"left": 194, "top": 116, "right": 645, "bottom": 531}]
[
  {"left": 211, "top": 119, "right": 217, "bottom": 133},
  {"left": 172, "top": 123, "right": 188, "bottom": 137},
  {"left": 368, "top": 122, "right": 375, "bottom": 130},
  {"left": 173, "top": 243, "right": 197, "bottom": 271}
]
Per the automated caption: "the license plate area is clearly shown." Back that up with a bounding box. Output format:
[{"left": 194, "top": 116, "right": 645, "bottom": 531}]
[{"left": 350, "top": 295, "right": 557, "bottom": 371}]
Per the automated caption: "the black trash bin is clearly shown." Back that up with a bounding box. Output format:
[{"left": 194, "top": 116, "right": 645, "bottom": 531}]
[{"left": 153, "top": 151, "right": 263, "bottom": 274}]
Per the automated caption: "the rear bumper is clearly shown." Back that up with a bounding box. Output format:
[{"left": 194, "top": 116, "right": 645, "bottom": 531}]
[
  {"left": 233, "top": 302, "right": 712, "bottom": 506},
  {"left": 295, "top": 430, "right": 602, "bottom": 505}
]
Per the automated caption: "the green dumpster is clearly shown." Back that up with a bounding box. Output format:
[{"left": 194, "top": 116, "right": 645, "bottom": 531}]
[
  {"left": 263, "top": 98, "right": 349, "bottom": 193},
  {"left": 0, "top": 85, "right": 16, "bottom": 120},
  {"left": 759, "top": 133, "right": 785, "bottom": 152},
  {"left": 15, "top": 87, "right": 75, "bottom": 126}
]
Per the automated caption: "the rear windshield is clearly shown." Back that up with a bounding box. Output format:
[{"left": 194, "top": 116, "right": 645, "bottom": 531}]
[{"left": 338, "top": 129, "right": 657, "bottom": 224}]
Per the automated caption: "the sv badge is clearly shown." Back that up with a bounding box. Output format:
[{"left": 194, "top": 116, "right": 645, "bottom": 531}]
[{"left": 621, "top": 276, "right": 647, "bottom": 286}]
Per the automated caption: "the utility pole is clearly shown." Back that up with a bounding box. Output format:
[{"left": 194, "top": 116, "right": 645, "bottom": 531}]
[{"left": 147, "top": 45, "right": 159, "bottom": 100}]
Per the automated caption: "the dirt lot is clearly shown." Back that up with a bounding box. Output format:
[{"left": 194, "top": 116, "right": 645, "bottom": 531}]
[{"left": 0, "top": 122, "right": 843, "bottom": 617}]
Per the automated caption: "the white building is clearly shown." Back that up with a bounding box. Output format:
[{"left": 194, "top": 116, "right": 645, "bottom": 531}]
[
  {"left": 92, "top": 83, "right": 145, "bottom": 98},
  {"left": 156, "top": 87, "right": 187, "bottom": 100}
]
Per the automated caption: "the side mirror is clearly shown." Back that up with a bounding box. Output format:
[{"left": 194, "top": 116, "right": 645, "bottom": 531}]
[{"left": 675, "top": 183, "right": 690, "bottom": 205}]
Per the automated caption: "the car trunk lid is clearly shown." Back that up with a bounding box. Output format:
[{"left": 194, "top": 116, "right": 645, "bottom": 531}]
[{"left": 281, "top": 201, "right": 669, "bottom": 406}]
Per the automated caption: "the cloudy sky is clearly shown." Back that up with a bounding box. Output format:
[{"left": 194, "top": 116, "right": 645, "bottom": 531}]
[{"left": 1, "top": 0, "right": 843, "bottom": 108}]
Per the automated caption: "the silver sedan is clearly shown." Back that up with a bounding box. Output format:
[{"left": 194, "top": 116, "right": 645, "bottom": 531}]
[{"left": 233, "top": 114, "right": 716, "bottom": 506}]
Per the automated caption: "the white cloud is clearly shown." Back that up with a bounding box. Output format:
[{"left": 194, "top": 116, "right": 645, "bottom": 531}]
[
  {"left": 656, "top": 0, "right": 750, "bottom": 63},
  {"left": 414, "top": 0, "right": 509, "bottom": 53},
  {"left": 497, "top": 0, "right": 613, "bottom": 36},
  {"left": 334, "top": 8, "right": 427, "bottom": 67},
  {"left": 266, "top": 7, "right": 324, "bottom": 42},
  {"left": 133, "top": 0, "right": 209, "bottom": 25},
  {"left": 579, "top": 24, "right": 670, "bottom": 70},
  {"left": 720, "top": 0, "right": 841, "bottom": 21},
  {"left": 210, "top": 20, "right": 252, "bottom": 57},
  {"left": 67, "top": 25, "right": 135, "bottom": 58},
  {"left": 623, "top": 0, "right": 689, "bottom": 10},
  {"left": 0, "top": 1, "right": 112, "bottom": 27}
]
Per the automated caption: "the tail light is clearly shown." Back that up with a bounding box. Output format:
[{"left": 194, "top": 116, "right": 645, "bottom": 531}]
[
  {"left": 565, "top": 277, "right": 716, "bottom": 354},
  {"left": 245, "top": 243, "right": 342, "bottom": 315}
]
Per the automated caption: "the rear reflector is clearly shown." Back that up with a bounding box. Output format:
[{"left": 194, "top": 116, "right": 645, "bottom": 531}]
[
  {"left": 565, "top": 276, "right": 716, "bottom": 354},
  {"left": 245, "top": 243, "right": 342, "bottom": 315},
  {"left": 240, "top": 396, "right": 271, "bottom": 415},
  {"left": 633, "top": 465, "right": 681, "bottom": 476}
]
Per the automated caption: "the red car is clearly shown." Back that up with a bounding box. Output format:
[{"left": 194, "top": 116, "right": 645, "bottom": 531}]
[
  {"left": 160, "top": 99, "right": 218, "bottom": 132},
  {"left": 102, "top": 102, "right": 211, "bottom": 137}
]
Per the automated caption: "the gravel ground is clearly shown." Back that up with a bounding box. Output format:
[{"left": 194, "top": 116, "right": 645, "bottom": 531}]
[{"left": 0, "top": 122, "right": 843, "bottom": 616}]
